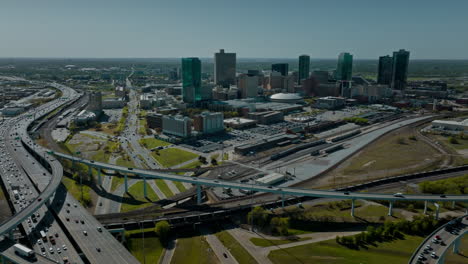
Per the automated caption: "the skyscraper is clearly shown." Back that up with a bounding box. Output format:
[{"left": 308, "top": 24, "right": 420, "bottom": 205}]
[
  {"left": 377, "top": 55, "right": 393, "bottom": 85},
  {"left": 335, "top": 52, "right": 353, "bottom": 81},
  {"left": 272, "top": 63, "right": 289, "bottom": 76},
  {"left": 214, "top": 49, "right": 236, "bottom": 87},
  {"left": 391, "top": 49, "right": 410, "bottom": 90},
  {"left": 298, "top": 55, "right": 310, "bottom": 84},
  {"left": 182, "top": 57, "right": 201, "bottom": 103}
]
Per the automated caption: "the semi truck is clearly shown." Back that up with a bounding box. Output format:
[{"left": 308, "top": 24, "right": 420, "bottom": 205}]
[{"left": 14, "top": 244, "right": 35, "bottom": 259}]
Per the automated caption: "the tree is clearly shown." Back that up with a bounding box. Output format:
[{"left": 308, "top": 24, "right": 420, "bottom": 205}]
[
  {"left": 270, "top": 217, "right": 290, "bottom": 236},
  {"left": 198, "top": 155, "right": 207, "bottom": 164},
  {"left": 247, "top": 206, "right": 269, "bottom": 228},
  {"left": 449, "top": 136, "right": 459, "bottom": 144},
  {"left": 155, "top": 221, "right": 170, "bottom": 245},
  {"left": 211, "top": 158, "right": 218, "bottom": 166}
]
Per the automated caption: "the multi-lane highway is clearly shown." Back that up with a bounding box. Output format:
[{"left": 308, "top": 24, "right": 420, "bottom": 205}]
[
  {"left": 410, "top": 214, "right": 467, "bottom": 264},
  {"left": 0, "top": 81, "right": 139, "bottom": 264}
]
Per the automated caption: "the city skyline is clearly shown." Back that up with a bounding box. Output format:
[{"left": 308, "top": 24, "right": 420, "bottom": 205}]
[{"left": 0, "top": 0, "right": 467, "bottom": 59}]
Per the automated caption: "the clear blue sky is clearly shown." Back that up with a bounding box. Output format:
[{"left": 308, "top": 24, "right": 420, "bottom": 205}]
[{"left": 1, "top": 0, "right": 467, "bottom": 59}]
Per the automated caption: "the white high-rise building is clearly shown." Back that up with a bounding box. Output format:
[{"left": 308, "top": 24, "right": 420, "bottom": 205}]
[{"left": 162, "top": 115, "right": 192, "bottom": 137}]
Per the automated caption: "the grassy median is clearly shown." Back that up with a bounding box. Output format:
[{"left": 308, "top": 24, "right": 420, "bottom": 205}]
[{"left": 268, "top": 235, "right": 424, "bottom": 264}]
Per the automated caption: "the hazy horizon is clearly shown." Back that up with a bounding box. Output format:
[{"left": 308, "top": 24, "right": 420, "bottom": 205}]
[{"left": 1, "top": 0, "right": 468, "bottom": 59}]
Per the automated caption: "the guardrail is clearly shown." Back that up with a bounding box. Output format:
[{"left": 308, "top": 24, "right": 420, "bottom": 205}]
[{"left": 408, "top": 214, "right": 468, "bottom": 264}]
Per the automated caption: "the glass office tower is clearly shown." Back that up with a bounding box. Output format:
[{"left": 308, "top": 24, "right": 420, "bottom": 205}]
[{"left": 182, "top": 57, "right": 201, "bottom": 103}]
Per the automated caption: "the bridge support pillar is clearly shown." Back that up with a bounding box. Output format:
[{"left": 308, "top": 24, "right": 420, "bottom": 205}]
[
  {"left": 281, "top": 193, "right": 285, "bottom": 208},
  {"left": 97, "top": 169, "right": 102, "bottom": 187},
  {"left": 423, "top": 201, "right": 428, "bottom": 215},
  {"left": 452, "top": 201, "right": 456, "bottom": 209},
  {"left": 434, "top": 203, "right": 440, "bottom": 220},
  {"left": 124, "top": 174, "right": 128, "bottom": 193},
  {"left": 143, "top": 176, "right": 147, "bottom": 198},
  {"left": 388, "top": 201, "right": 393, "bottom": 216},
  {"left": 196, "top": 185, "right": 202, "bottom": 205},
  {"left": 453, "top": 236, "right": 461, "bottom": 254},
  {"left": 88, "top": 166, "right": 92, "bottom": 181},
  {"left": 351, "top": 199, "right": 355, "bottom": 217},
  {"left": 8, "top": 230, "right": 14, "bottom": 240}
]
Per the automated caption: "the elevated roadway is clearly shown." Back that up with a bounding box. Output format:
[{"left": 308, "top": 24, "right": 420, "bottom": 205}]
[
  {"left": 409, "top": 214, "right": 467, "bottom": 263},
  {"left": 53, "top": 152, "right": 468, "bottom": 207}
]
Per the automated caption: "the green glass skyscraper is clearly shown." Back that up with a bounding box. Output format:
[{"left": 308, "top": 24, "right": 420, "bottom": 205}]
[
  {"left": 391, "top": 49, "right": 410, "bottom": 90},
  {"left": 298, "top": 55, "right": 310, "bottom": 84},
  {"left": 377, "top": 55, "right": 393, "bottom": 85},
  {"left": 182, "top": 57, "right": 201, "bottom": 103},
  {"left": 335, "top": 52, "right": 353, "bottom": 81}
]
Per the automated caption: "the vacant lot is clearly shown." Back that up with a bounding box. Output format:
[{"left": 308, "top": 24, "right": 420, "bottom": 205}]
[
  {"left": 151, "top": 148, "right": 198, "bottom": 168},
  {"left": 125, "top": 230, "right": 164, "bottom": 264},
  {"left": 139, "top": 138, "right": 170, "bottom": 149},
  {"left": 171, "top": 234, "right": 219, "bottom": 264},
  {"left": 313, "top": 127, "right": 442, "bottom": 188},
  {"left": 120, "top": 181, "right": 159, "bottom": 212},
  {"left": 268, "top": 236, "right": 424, "bottom": 264}
]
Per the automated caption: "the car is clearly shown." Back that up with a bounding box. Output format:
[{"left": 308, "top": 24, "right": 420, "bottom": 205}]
[
  {"left": 66, "top": 217, "right": 70, "bottom": 222},
  {"left": 425, "top": 244, "right": 431, "bottom": 250},
  {"left": 66, "top": 209, "right": 70, "bottom": 213},
  {"left": 73, "top": 203, "right": 77, "bottom": 207},
  {"left": 55, "top": 233, "right": 58, "bottom": 237},
  {"left": 96, "top": 247, "right": 101, "bottom": 252},
  {"left": 344, "top": 191, "right": 350, "bottom": 195},
  {"left": 440, "top": 194, "right": 446, "bottom": 198},
  {"left": 66, "top": 203, "right": 70, "bottom": 206},
  {"left": 57, "top": 247, "right": 61, "bottom": 254},
  {"left": 128, "top": 167, "right": 133, "bottom": 170},
  {"left": 49, "top": 247, "right": 54, "bottom": 253},
  {"left": 435, "top": 235, "right": 441, "bottom": 240},
  {"left": 97, "top": 227, "right": 102, "bottom": 232},
  {"left": 83, "top": 231, "right": 88, "bottom": 236},
  {"left": 393, "top": 193, "right": 404, "bottom": 197},
  {"left": 430, "top": 252, "right": 437, "bottom": 259},
  {"left": 80, "top": 220, "right": 84, "bottom": 224},
  {"left": 75, "top": 219, "right": 79, "bottom": 223},
  {"left": 223, "top": 253, "right": 228, "bottom": 258},
  {"left": 90, "top": 160, "right": 94, "bottom": 163},
  {"left": 62, "top": 245, "right": 67, "bottom": 251},
  {"left": 38, "top": 198, "right": 42, "bottom": 202}
]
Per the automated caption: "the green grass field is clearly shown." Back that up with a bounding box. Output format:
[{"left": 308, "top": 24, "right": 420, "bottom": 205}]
[
  {"left": 125, "top": 230, "right": 164, "bottom": 264},
  {"left": 110, "top": 158, "right": 135, "bottom": 191},
  {"left": 250, "top": 237, "right": 311, "bottom": 247},
  {"left": 215, "top": 230, "right": 258, "bottom": 264},
  {"left": 268, "top": 236, "right": 424, "bottom": 264},
  {"left": 139, "top": 138, "right": 171, "bottom": 149},
  {"left": 171, "top": 235, "right": 219, "bottom": 264},
  {"left": 179, "top": 160, "right": 202, "bottom": 169},
  {"left": 62, "top": 176, "right": 91, "bottom": 206},
  {"left": 341, "top": 130, "right": 439, "bottom": 176},
  {"left": 155, "top": 179, "right": 173, "bottom": 197},
  {"left": 120, "top": 181, "right": 159, "bottom": 212},
  {"left": 138, "top": 119, "right": 147, "bottom": 135},
  {"left": 151, "top": 148, "right": 198, "bottom": 168},
  {"left": 173, "top": 181, "right": 187, "bottom": 192}
]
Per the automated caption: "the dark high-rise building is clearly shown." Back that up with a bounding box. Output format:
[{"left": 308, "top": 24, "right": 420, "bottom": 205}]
[
  {"left": 271, "top": 63, "right": 289, "bottom": 76},
  {"left": 182, "top": 57, "right": 201, "bottom": 103},
  {"left": 391, "top": 49, "right": 410, "bottom": 90},
  {"left": 377, "top": 55, "right": 393, "bottom": 85},
  {"left": 335, "top": 52, "right": 353, "bottom": 81},
  {"left": 214, "top": 49, "right": 236, "bottom": 87},
  {"left": 298, "top": 55, "right": 310, "bottom": 84}
]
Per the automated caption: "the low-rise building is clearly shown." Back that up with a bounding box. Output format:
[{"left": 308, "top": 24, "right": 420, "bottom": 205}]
[
  {"left": 162, "top": 115, "right": 192, "bottom": 137},
  {"left": 146, "top": 113, "right": 164, "bottom": 129},
  {"left": 193, "top": 112, "right": 224, "bottom": 134},
  {"left": 223, "top": 118, "right": 256, "bottom": 129},
  {"left": 315, "top": 96, "right": 346, "bottom": 109},
  {"left": 247, "top": 111, "right": 283, "bottom": 124},
  {"left": 102, "top": 97, "right": 127, "bottom": 109},
  {"left": 431, "top": 119, "right": 468, "bottom": 132}
]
